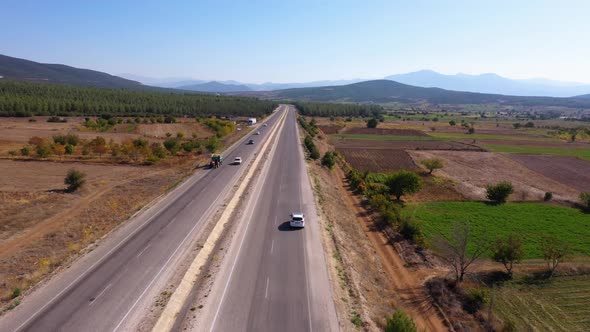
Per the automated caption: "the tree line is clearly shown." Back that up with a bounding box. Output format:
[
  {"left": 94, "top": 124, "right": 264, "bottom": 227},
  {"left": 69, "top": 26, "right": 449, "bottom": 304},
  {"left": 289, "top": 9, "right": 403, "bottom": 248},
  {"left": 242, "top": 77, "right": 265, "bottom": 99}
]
[
  {"left": 0, "top": 81, "right": 277, "bottom": 118},
  {"left": 293, "top": 101, "right": 383, "bottom": 118}
]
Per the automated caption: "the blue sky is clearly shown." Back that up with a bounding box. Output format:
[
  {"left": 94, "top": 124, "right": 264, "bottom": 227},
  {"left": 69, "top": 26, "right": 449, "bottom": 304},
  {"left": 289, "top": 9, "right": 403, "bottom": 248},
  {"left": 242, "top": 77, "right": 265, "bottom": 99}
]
[{"left": 2, "top": 0, "right": 590, "bottom": 83}]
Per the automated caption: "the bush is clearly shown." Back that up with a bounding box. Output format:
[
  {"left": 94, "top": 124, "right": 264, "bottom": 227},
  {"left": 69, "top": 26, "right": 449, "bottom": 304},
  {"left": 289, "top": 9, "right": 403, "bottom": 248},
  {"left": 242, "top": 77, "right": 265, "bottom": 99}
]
[
  {"left": 420, "top": 158, "right": 444, "bottom": 174},
  {"left": 580, "top": 192, "right": 590, "bottom": 210},
  {"left": 20, "top": 146, "right": 31, "bottom": 156},
  {"left": 384, "top": 310, "right": 417, "bottom": 332},
  {"left": 366, "top": 117, "right": 379, "bottom": 128},
  {"left": 11, "top": 287, "right": 21, "bottom": 299},
  {"left": 449, "top": 120, "right": 456, "bottom": 126},
  {"left": 36, "top": 144, "right": 51, "bottom": 158},
  {"left": 544, "top": 191, "right": 553, "bottom": 201},
  {"left": 386, "top": 170, "right": 422, "bottom": 201},
  {"left": 321, "top": 151, "right": 336, "bottom": 169},
  {"left": 164, "top": 138, "right": 180, "bottom": 155},
  {"left": 467, "top": 127, "right": 475, "bottom": 134},
  {"left": 463, "top": 287, "right": 489, "bottom": 314},
  {"left": 64, "top": 169, "right": 86, "bottom": 192},
  {"left": 485, "top": 181, "right": 513, "bottom": 204},
  {"left": 491, "top": 234, "right": 524, "bottom": 276},
  {"left": 309, "top": 146, "right": 320, "bottom": 160}
]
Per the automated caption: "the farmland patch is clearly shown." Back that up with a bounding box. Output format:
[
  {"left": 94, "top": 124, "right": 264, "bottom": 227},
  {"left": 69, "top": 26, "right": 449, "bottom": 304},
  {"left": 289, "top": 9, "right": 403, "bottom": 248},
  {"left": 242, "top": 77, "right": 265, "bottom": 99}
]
[
  {"left": 342, "top": 127, "right": 428, "bottom": 136},
  {"left": 336, "top": 148, "right": 418, "bottom": 173},
  {"left": 508, "top": 154, "right": 590, "bottom": 192}
]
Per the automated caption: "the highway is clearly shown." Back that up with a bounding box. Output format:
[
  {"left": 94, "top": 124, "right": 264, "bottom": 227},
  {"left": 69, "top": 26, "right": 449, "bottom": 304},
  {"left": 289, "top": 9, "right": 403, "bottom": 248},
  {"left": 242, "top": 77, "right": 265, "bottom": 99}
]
[
  {"left": 193, "top": 106, "right": 339, "bottom": 331},
  {"left": 0, "top": 106, "right": 287, "bottom": 332}
]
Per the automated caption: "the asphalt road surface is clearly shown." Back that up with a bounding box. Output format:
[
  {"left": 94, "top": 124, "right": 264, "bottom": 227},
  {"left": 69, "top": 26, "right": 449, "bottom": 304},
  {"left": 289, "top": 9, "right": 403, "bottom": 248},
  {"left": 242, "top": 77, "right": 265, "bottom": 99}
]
[
  {"left": 0, "top": 106, "right": 287, "bottom": 332},
  {"left": 194, "top": 106, "right": 339, "bottom": 332}
]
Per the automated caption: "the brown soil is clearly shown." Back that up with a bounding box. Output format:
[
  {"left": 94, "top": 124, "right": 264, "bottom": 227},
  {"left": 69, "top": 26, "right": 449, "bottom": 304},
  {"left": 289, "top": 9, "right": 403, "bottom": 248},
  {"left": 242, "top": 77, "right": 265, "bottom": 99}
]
[
  {"left": 336, "top": 148, "right": 418, "bottom": 173},
  {"left": 508, "top": 154, "right": 590, "bottom": 192},
  {"left": 409, "top": 151, "right": 581, "bottom": 202},
  {"left": 318, "top": 125, "right": 344, "bottom": 135},
  {"left": 331, "top": 138, "right": 484, "bottom": 151},
  {"left": 477, "top": 138, "right": 589, "bottom": 148},
  {"left": 342, "top": 127, "right": 428, "bottom": 137}
]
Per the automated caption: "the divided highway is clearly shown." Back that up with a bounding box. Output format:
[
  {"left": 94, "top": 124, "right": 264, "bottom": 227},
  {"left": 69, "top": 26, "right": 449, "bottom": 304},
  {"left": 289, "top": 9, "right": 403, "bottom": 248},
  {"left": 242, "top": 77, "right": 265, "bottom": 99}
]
[
  {"left": 194, "top": 106, "right": 339, "bottom": 331},
  {"left": 0, "top": 106, "right": 287, "bottom": 332}
]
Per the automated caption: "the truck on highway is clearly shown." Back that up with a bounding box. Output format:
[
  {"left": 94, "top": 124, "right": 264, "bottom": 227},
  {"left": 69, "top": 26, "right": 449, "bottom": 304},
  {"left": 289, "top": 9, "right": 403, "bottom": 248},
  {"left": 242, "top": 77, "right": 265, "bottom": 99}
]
[
  {"left": 210, "top": 154, "right": 223, "bottom": 169},
  {"left": 248, "top": 117, "right": 257, "bottom": 125}
]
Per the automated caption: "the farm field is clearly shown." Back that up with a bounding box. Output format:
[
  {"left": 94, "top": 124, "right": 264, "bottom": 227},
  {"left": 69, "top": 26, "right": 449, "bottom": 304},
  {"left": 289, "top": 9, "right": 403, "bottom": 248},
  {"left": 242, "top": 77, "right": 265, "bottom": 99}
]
[
  {"left": 411, "top": 201, "right": 590, "bottom": 258},
  {"left": 484, "top": 143, "right": 590, "bottom": 161},
  {"left": 508, "top": 155, "right": 590, "bottom": 192},
  {"left": 331, "top": 134, "right": 437, "bottom": 141},
  {"left": 337, "top": 148, "right": 418, "bottom": 172},
  {"left": 409, "top": 150, "right": 581, "bottom": 202},
  {"left": 429, "top": 132, "right": 561, "bottom": 142},
  {"left": 331, "top": 137, "right": 482, "bottom": 151},
  {"left": 495, "top": 275, "right": 590, "bottom": 331},
  {"left": 341, "top": 127, "right": 428, "bottom": 136}
]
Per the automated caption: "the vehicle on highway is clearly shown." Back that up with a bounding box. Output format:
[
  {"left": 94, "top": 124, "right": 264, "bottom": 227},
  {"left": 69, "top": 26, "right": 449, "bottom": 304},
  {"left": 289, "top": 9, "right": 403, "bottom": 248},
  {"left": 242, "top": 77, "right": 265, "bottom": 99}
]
[
  {"left": 248, "top": 139, "right": 254, "bottom": 144},
  {"left": 210, "top": 154, "right": 223, "bottom": 169},
  {"left": 255, "top": 131, "right": 261, "bottom": 135},
  {"left": 290, "top": 213, "right": 305, "bottom": 228},
  {"left": 234, "top": 157, "right": 242, "bottom": 165},
  {"left": 263, "top": 123, "right": 268, "bottom": 127}
]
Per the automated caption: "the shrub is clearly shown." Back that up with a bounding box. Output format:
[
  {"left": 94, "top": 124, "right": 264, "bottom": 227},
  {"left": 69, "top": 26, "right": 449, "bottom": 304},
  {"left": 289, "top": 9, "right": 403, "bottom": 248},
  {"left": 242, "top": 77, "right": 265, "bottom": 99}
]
[
  {"left": 36, "top": 144, "right": 51, "bottom": 158},
  {"left": 384, "top": 310, "right": 417, "bottom": 332},
  {"left": 151, "top": 143, "right": 167, "bottom": 159},
  {"left": 20, "top": 146, "right": 31, "bottom": 156},
  {"left": 420, "top": 158, "right": 444, "bottom": 174},
  {"left": 8, "top": 150, "right": 17, "bottom": 156},
  {"left": 544, "top": 192, "right": 553, "bottom": 201},
  {"left": 449, "top": 120, "right": 456, "bottom": 126},
  {"left": 321, "top": 151, "right": 336, "bottom": 169},
  {"left": 467, "top": 127, "right": 475, "bottom": 134},
  {"left": 164, "top": 138, "right": 181, "bottom": 154},
  {"left": 580, "top": 192, "right": 590, "bottom": 210},
  {"left": 366, "top": 117, "right": 379, "bottom": 128},
  {"left": 11, "top": 287, "right": 21, "bottom": 299},
  {"left": 463, "top": 287, "right": 489, "bottom": 314},
  {"left": 64, "top": 169, "right": 86, "bottom": 192},
  {"left": 205, "top": 136, "right": 220, "bottom": 153},
  {"left": 386, "top": 170, "right": 422, "bottom": 201},
  {"left": 177, "top": 131, "right": 185, "bottom": 138},
  {"left": 485, "top": 181, "right": 513, "bottom": 204},
  {"left": 309, "top": 146, "right": 320, "bottom": 160}
]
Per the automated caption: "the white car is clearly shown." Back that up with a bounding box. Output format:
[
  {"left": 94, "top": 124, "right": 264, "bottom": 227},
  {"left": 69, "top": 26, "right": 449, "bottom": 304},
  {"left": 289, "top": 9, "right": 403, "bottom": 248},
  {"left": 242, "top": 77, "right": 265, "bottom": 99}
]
[
  {"left": 290, "top": 213, "right": 305, "bottom": 228},
  {"left": 234, "top": 157, "right": 242, "bottom": 165},
  {"left": 255, "top": 131, "right": 261, "bottom": 135},
  {"left": 263, "top": 123, "right": 268, "bottom": 127}
]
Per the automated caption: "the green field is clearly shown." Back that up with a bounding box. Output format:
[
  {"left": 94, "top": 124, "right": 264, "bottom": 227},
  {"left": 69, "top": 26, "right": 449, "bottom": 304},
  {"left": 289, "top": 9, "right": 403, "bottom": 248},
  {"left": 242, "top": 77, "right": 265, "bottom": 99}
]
[
  {"left": 412, "top": 202, "right": 590, "bottom": 258},
  {"left": 430, "top": 132, "right": 559, "bottom": 142},
  {"left": 484, "top": 144, "right": 590, "bottom": 161},
  {"left": 330, "top": 134, "right": 438, "bottom": 141},
  {"left": 495, "top": 275, "right": 590, "bottom": 331}
]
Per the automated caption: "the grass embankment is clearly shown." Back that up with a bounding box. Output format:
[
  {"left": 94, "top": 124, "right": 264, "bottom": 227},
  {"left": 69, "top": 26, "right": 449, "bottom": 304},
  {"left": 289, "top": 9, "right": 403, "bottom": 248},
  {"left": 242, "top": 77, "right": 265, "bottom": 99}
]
[
  {"left": 412, "top": 202, "right": 590, "bottom": 258},
  {"left": 484, "top": 144, "right": 590, "bottom": 161},
  {"left": 495, "top": 275, "right": 590, "bottom": 331}
]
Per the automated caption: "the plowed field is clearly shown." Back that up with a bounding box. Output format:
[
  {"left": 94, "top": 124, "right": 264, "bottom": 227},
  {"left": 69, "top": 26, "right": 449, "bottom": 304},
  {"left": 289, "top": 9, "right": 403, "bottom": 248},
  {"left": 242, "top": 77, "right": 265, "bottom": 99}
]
[
  {"left": 342, "top": 127, "right": 428, "bottom": 136},
  {"left": 508, "top": 154, "right": 590, "bottom": 192},
  {"left": 337, "top": 148, "right": 418, "bottom": 172}
]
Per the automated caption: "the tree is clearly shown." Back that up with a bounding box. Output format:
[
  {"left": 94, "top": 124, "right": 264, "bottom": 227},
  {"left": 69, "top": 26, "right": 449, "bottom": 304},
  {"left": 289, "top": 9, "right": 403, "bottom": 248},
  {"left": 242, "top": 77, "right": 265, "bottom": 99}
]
[
  {"left": 486, "top": 181, "right": 513, "bottom": 204},
  {"left": 385, "top": 170, "right": 422, "bottom": 201},
  {"left": 540, "top": 236, "right": 570, "bottom": 277},
  {"left": 385, "top": 310, "right": 417, "bottom": 332},
  {"left": 467, "top": 127, "right": 475, "bottom": 134},
  {"left": 205, "top": 136, "right": 220, "bottom": 153},
  {"left": 309, "top": 146, "right": 320, "bottom": 160},
  {"left": 491, "top": 234, "right": 524, "bottom": 276},
  {"left": 420, "top": 158, "right": 444, "bottom": 174},
  {"left": 164, "top": 138, "right": 181, "bottom": 155},
  {"left": 321, "top": 151, "right": 336, "bottom": 169},
  {"left": 434, "top": 221, "right": 488, "bottom": 283},
  {"left": 366, "top": 117, "right": 379, "bottom": 128},
  {"left": 449, "top": 120, "right": 456, "bottom": 126},
  {"left": 64, "top": 169, "right": 86, "bottom": 192}
]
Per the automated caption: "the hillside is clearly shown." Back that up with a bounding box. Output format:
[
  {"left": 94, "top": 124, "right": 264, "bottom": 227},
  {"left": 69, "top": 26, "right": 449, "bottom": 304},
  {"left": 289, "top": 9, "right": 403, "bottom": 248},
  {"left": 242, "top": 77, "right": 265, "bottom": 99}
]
[
  {"left": 386, "top": 70, "right": 590, "bottom": 97},
  {"left": 270, "top": 79, "right": 590, "bottom": 107},
  {"left": 179, "top": 81, "right": 252, "bottom": 93},
  {"left": 0, "top": 54, "right": 143, "bottom": 89}
]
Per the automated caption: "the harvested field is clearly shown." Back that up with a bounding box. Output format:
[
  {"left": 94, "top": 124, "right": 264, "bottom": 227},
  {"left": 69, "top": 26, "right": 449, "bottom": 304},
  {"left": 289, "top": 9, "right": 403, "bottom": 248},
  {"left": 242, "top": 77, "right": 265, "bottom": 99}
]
[
  {"left": 508, "top": 155, "right": 590, "bottom": 192},
  {"left": 337, "top": 148, "right": 418, "bottom": 172},
  {"left": 409, "top": 151, "right": 581, "bottom": 202},
  {"left": 134, "top": 121, "right": 213, "bottom": 139},
  {"left": 331, "top": 137, "right": 484, "bottom": 151},
  {"left": 317, "top": 125, "right": 344, "bottom": 135},
  {"left": 342, "top": 127, "right": 428, "bottom": 136}
]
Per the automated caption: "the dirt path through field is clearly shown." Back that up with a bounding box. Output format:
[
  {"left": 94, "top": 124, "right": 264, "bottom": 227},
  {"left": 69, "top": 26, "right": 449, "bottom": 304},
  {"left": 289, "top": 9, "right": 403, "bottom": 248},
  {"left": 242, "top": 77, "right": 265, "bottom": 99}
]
[
  {"left": 333, "top": 166, "right": 447, "bottom": 331},
  {"left": 0, "top": 167, "right": 168, "bottom": 259}
]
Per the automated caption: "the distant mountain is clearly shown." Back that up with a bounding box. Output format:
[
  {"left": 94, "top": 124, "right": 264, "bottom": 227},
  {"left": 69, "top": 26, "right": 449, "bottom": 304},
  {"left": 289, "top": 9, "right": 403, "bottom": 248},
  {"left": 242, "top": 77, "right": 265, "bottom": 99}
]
[
  {"left": 269, "top": 79, "right": 590, "bottom": 107},
  {"left": 179, "top": 81, "right": 252, "bottom": 93},
  {"left": 576, "top": 94, "right": 590, "bottom": 99},
  {"left": 0, "top": 54, "right": 143, "bottom": 89},
  {"left": 385, "top": 70, "right": 590, "bottom": 97}
]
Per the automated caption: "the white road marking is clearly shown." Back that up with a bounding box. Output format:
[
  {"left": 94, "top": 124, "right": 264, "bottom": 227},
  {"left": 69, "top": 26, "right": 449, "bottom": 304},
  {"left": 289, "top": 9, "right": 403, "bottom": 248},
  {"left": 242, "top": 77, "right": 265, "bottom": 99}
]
[
  {"left": 270, "top": 240, "right": 274, "bottom": 254},
  {"left": 136, "top": 244, "right": 151, "bottom": 258},
  {"left": 265, "top": 277, "right": 270, "bottom": 299},
  {"left": 89, "top": 283, "right": 112, "bottom": 306}
]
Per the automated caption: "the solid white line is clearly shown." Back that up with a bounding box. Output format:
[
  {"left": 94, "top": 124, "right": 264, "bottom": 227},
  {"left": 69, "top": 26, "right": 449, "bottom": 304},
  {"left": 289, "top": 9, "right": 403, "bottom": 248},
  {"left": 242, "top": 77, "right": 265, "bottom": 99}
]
[
  {"left": 89, "top": 283, "right": 112, "bottom": 306},
  {"left": 270, "top": 240, "right": 274, "bottom": 254},
  {"left": 112, "top": 187, "right": 227, "bottom": 332},
  {"left": 265, "top": 277, "right": 270, "bottom": 299},
  {"left": 209, "top": 109, "right": 287, "bottom": 332},
  {"left": 136, "top": 244, "right": 151, "bottom": 258}
]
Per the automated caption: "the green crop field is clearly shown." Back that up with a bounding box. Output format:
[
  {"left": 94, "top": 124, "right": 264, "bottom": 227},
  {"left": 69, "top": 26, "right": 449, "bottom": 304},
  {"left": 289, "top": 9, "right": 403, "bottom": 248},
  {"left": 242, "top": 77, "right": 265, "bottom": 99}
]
[
  {"left": 484, "top": 144, "right": 590, "bottom": 161},
  {"left": 412, "top": 202, "right": 590, "bottom": 258},
  {"left": 495, "top": 275, "right": 590, "bottom": 331},
  {"left": 330, "top": 134, "right": 438, "bottom": 141},
  {"left": 430, "top": 132, "right": 559, "bottom": 142}
]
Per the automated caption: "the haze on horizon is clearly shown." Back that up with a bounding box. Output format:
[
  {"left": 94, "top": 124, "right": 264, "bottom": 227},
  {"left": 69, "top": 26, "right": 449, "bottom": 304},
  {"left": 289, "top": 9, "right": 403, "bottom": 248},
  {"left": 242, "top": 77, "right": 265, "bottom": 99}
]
[{"left": 2, "top": 0, "right": 590, "bottom": 84}]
